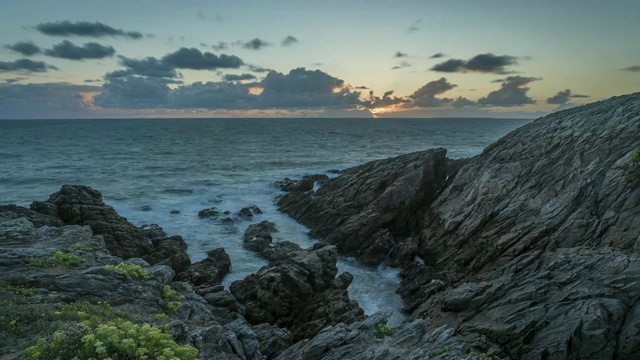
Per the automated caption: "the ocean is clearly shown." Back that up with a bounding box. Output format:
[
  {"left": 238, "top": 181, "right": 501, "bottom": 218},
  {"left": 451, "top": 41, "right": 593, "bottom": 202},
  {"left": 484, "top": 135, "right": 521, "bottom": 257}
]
[{"left": 0, "top": 117, "right": 530, "bottom": 326}]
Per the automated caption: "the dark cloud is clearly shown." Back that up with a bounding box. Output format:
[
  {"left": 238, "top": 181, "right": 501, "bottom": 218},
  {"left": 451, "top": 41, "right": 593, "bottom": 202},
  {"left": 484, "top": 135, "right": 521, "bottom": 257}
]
[
  {"left": 406, "top": 19, "right": 421, "bottom": 33},
  {"left": 211, "top": 42, "right": 229, "bottom": 51},
  {"left": 247, "top": 64, "right": 271, "bottom": 73},
  {"left": 430, "top": 59, "right": 466, "bottom": 72},
  {"left": 0, "top": 59, "right": 57, "bottom": 72},
  {"left": 431, "top": 53, "right": 518, "bottom": 74},
  {"left": 546, "top": 89, "right": 589, "bottom": 105},
  {"left": 223, "top": 73, "right": 257, "bottom": 81},
  {"left": 429, "top": 52, "right": 446, "bottom": 59},
  {"left": 391, "top": 61, "right": 411, "bottom": 70},
  {"left": 365, "top": 89, "right": 408, "bottom": 109},
  {"left": 44, "top": 40, "right": 115, "bottom": 60},
  {"left": 5, "top": 41, "right": 41, "bottom": 56},
  {"left": 162, "top": 47, "right": 243, "bottom": 70},
  {"left": 107, "top": 56, "right": 178, "bottom": 78},
  {"left": 478, "top": 76, "right": 539, "bottom": 107},
  {"left": 171, "top": 81, "right": 257, "bottom": 109},
  {"left": 241, "top": 38, "right": 271, "bottom": 50},
  {"left": 354, "top": 85, "right": 369, "bottom": 89},
  {"left": 197, "top": 10, "right": 223, "bottom": 22},
  {"left": 281, "top": 36, "right": 299, "bottom": 46},
  {"left": 451, "top": 97, "right": 476, "bottom": 108},
  {"left": 83, "top": 79, "right": 101, "bottom": 83},
  {"left": 395, "top": 51, "right": 408, "bottom": 58},
  {"left": 406, "top": 77, "right": 456, "bottom": 107},
  {"left": 35, "top": 21, "right": 143, "bottom": 39},
  {"left": 621, "top": 65, "right": 640, "bottom": 72},
  {"left": 4, "top": 78, "right": 26, "bottom": 84},
  {"left": 93, "top": 76, "right": 172, "bottom": 109},
  {"left": 0, "top": 82, "right": 99, "bottom": 118}
]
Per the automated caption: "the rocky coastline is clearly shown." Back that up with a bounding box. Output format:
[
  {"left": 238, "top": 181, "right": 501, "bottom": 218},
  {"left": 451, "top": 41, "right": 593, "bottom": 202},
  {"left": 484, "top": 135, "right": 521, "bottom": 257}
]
[{"left": 1, "top": 92, "right": 639, "bottom": 359}]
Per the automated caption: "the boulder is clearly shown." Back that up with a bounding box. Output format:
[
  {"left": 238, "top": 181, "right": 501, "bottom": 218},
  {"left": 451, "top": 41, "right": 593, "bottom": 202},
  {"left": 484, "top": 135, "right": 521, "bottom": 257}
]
[
  {"left": 30, "top": 185, "right": 151, "bottom": 259},
  {"left": 230, "top": 244, "right": 365, "bottom": 341},
  {"left": 175, "top": 248, "right": 231, "bottom": 287},
  {"left": 198, "top": 207, "right": 220, "bottom": 218},
  {"left": 144, "top": 235, "right": 191, "bottom": 274},
  {"left": 0, "top": 204, "right": 64, "bottom": 227},
  {"left": 237, "top": 205, "right": 262, "bottom": 219}
]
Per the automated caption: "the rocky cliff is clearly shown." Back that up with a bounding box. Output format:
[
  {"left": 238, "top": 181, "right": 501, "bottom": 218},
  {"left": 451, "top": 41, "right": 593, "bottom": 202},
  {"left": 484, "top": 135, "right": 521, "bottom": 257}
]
[{"left": 276, "top": 92, "right": 640, "bottom": 359}]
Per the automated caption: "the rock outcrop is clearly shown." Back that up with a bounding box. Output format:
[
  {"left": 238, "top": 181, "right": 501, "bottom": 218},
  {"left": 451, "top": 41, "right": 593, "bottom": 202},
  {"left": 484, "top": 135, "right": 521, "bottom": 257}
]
[
  {"left": 277, "top": 148, "right": 455, "bottom": 266},
  {"left": 242, "top": 220, "right": 303, "bottom": 261},
  {"left": 230, "top": 244, "right": 365, "bottom": 341},
  {"left": 175, "top": 248, "right": 231, "bottom": 288},
  {"left": 30, "top": 185, "right": 151, "bottom": 258}
]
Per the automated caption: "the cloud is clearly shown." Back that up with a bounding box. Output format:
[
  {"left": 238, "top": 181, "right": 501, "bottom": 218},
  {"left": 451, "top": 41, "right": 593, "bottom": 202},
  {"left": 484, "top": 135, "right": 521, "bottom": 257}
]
[
  {"left": 223, "top": 73, "right": 257, "bottom": 81},
  {"left": 365, "top": 90, "right": 408, "bottom": 109},
  {"left": 93, "top": 76, "right": 172, "bottom": 109},
  {"left": 431, "top": 59, "right": 466, "bottom": 72},
  {"left": 429, "top": 52, "right": 446, "bottom": 59},
  {"left": 35, "top": 21, "right": 143, "bottom": 39},
  {"left": 241, "top": 38, "right": 271, "bottom": 50},
  {"left": 44, "top": 40, "right": 115, "bottom": 60},
  {"left": 395, "top": 51, "right": 408, "bottom": 58},
  {"left": 0, "top": 82, "right": 99, "bottom": 118},
  {"left": 162, "top": 47, "right": 243, "bottom": 70},
  {"left": 5, "top": 41, "right": 41, "bottom": 56},
  {"left": 354, "top": 85, "right": 369, "bottom": 89},
  {"left": 211, "top": 41, "right": 229, "bottom": 51},
  {"left": 107, "top": 56, "right": 178, "bottom": 78},
  {"left": 0, "top": 59, "right": 57, "bottom": 72},
  {"left": 171, "top": 81, "right": 258, "bottom": 109},
  {"left": 281, "top": 36, "right": 299, "bottom": 46},
  {"left": 405, "top": 77, "right": 457, "bottom": 107},
  {"left": 406, "top": 19, "right": 421, "bottom": 33},
  {"left": 391, "top": 61, "right": 412, "bottom": 70},
  {"left": 431, "top": 53, "right": 518, "bottom": 74},
  {"left": 451, "top": 96, "right": 476, "bottom": 108},
  {"left": 621, "top": 65, "right": 640, "bottom": 72},
  {"left": 546, "top": 89, "right": 589, "bottom": 104},
  {"left": 247, "top": 64, "right": 271, "bottom": 73},
  {"left": 4, "top": 78, "right": 26, "bottom": 84},
  {"left": 478, "top": 76, "right": 539, "bottom": 107}
]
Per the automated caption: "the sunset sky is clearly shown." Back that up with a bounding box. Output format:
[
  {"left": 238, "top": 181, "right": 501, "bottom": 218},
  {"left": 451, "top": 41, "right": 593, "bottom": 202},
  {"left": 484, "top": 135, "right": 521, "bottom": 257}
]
[{"left": 0, "top": 0, "right": 638, "bottom": 119}]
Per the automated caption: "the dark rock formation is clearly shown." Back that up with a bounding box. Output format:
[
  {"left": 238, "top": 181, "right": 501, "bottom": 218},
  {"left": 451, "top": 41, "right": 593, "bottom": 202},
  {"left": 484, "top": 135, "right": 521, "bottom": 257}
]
[
  {"left": 144, "top": 235, "right": 191, "bottom": 274},
  {"left": 0, "top": 204, "right": 64, "bottom": 227},
  {"left": 139, "top": 223, "right": 167, "bottom": 240},
  {"left": 277, "top": 149, "right": 453, "bottom": 266},
  {"left": 30, "top": 185, "right": 151, "bottom": 259},
  {"left": 230, "top": 244, "right": 365, "bottom": 341},
  {"left": 242, "top": 220, "right": 302, "bottom": 261},
  {"left": 277, "top": 174, "right": 330, "bottom": 192},
  {"left": 237, "top": 205, "right": 262, "bottom": 219},
  {"left": 198, "top": 207, "right": 220, "bottom": 218},
  {"left": 175, "top": 248, "right": 231, "bottom": 287}
]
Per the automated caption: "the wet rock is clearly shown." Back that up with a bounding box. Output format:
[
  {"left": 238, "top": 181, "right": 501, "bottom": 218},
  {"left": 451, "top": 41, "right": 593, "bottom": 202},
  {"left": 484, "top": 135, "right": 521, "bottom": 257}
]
[
  {"left": 277, "top": 149, "right": 451, "bottom": 266},
  {"left": 170, "top": 209, "right": 180, "bottom": 214},
  {"left": 140, "top": 205, "right": 152, "bottom": 212},
  {"left": 30, "top": 185, "right": 151, "bottom": 259},
  {"left": 203, "top": 290, "right": 240, "bottom": 312},
  {"left": 242, "top": 221, "right": 302, "bottom": 261},
  {"left": 198, "top": 207, "right": 220, "bottom": 218},
  {"left": 230, "top": 244, "right": 365, "bottom": 341},
  {"left": 144, "top": 235, "right": 191, "bottom": 274},
  {"left": 0, "top": 204, "right": 64, "bottom": 227},
  {"left": 358, "top": 228, "right": 394, "bottom": 266},
  {"left": 139, "top": 223, "right": 167, "bottom": 240},
  {"left": 175, "top": 248, "right": 231, "bottom": 287},
  {"left": 237, "top": 205, "right": 262, "bottom": 219},
  {"left": 253, "top": 323, "right": 292, "bottom": 358}
]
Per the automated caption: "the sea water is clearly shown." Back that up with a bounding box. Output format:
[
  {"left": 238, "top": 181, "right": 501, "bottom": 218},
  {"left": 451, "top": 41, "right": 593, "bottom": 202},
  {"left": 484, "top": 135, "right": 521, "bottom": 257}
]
[{"left": 0, "top": 117, "right": 530, "bottom": 326}]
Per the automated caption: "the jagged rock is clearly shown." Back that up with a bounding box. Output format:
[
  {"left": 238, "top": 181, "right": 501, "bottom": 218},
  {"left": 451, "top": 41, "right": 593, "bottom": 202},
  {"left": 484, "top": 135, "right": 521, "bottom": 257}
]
[
  {"left": 242, "top": 221, "right": 302, "bottom": 261},
  {"left": 237, "top": 205, "right": 262, "bottom": 219},
  {"left": 230, "top": 244, "right": 365, "bottom": 341},
  {"left": 175, "top": 248, "right": 231, "bottom": 287},
  {"left": 0, "top": 204, "right": 65, "bottom": 228},
  {"left": 170, "top": 209, "right": 181, "bottom": 214},
  {"left": 358, "top": 228, "right": 394, "bottom": 266},
  {"left": 203, "top": 290, "right": 240, "bottom": 312},
  {"left": 29, "top": 185, "right": 151, "bottom": 259},
  {"left": 139, "top": 223, "right": 167, "bottom": 240},
  {"left": 144, "top": 235, "right": 191, "bottom": 274},
  {"left": 277, "top": 149, "right": 453, "bottom": 266},
  {"left": 277, "top": 174, "right": 330, "bottom": 192},
  {"left": 253, "top": 323, "right": 293, "bottom": 359},
  {"left": 198, "top": 207, "right": 220, "bottom": 218}
]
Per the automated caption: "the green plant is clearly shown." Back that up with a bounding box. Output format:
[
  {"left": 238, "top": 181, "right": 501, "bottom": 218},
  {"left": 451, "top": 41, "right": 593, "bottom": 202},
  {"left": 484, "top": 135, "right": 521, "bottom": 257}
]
[
  {"left": 27, "top": 251, "right": 85, "bottom": 268},
  {"left": 373, "top": 323, "right": 398, "bottom": 339},
  {"left": 428, "top": 344, "right": 454, "bottom": 356},
  {"left": 627, "top": 174, "right": 636, "bottom": 182},
  {"left": 21, "top": 319, "right": 198, "bottom": 360},
  {"left": 161, "top": 285, "right": 184, "bottom": 314},
  {"left": 105, "top": 263, "right": 150, "bottom": 280},
  {"left": 71, "top": 244, "right": 94, "bottom": 252},
  {"left": 468, "top": 351, "right": 499, "bottom": 360},
  {"left": 0, "top": 281, "right": 38, "bottom": 297},
  {"left": 632, "top": 149, "right": 640, "bottom": 162},
  {"left": 576, "top": 149, "right": 584, "bottom": 158}
]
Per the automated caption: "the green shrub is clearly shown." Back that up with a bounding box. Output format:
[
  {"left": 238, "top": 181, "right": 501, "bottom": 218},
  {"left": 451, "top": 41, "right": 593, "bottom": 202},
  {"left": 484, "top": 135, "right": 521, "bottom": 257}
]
[
  {"left": 468, "top": 352, "right": 499, "bottom": 360},
  {"left": 0, "top": 281, "right": 38, "bottom": 297},
  {"left": 21, "top": 319, "right": 198, "bottom": 360},
  {"left": 105, "top": 263, "right": 150, "bottom": 280},
  {"left": 161, "top": 285, "right": 184, "bottom": 314},
  {"left": 71, "top": 244, "right": 94, "bottom": 252},
  {"left": 373, "top": 323, "right": 398, "bottom": 339},
  {"left": 632, "top": 149, "right": 640, "bottom": 162},
  {"left": 428, "top": 344, "right": 453, "bottom": 356},
  {"left": 27, "top": 251, "right": 85, "bottom": 268}
]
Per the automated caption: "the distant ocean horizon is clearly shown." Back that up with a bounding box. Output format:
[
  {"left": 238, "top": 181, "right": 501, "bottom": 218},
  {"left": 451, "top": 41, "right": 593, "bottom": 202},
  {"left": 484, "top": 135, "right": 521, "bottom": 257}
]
[{"left": 0, "top": 117, "right": 531, "bottom": 326}]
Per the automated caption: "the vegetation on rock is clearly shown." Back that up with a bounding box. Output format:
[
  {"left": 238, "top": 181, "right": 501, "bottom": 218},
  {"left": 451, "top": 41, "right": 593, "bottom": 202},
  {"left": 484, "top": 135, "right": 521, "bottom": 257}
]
[{"left": 105, "top": 263, "right": 150, "bottom": 280}]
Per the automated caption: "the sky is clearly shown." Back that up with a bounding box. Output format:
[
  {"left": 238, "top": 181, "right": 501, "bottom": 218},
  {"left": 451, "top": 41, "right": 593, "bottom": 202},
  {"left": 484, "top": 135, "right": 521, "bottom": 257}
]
[{"left": 0, "top": 0, "right": 638, "bottom": 119}]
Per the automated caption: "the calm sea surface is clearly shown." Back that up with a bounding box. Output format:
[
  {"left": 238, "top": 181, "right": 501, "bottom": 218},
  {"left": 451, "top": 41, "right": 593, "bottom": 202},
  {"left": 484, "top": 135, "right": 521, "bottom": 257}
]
[{"left": 0, "top": 117, "right": 530, "bottom": 325}]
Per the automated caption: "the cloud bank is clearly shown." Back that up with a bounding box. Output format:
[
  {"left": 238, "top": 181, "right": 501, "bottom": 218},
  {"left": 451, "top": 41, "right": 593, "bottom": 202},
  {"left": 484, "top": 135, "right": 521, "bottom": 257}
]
[
  {"left": 432, "top": 53, "right": 518, "bottom": 74},
  {"left": 35, "top": 21, "right": 143, "bottom": 39}
]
